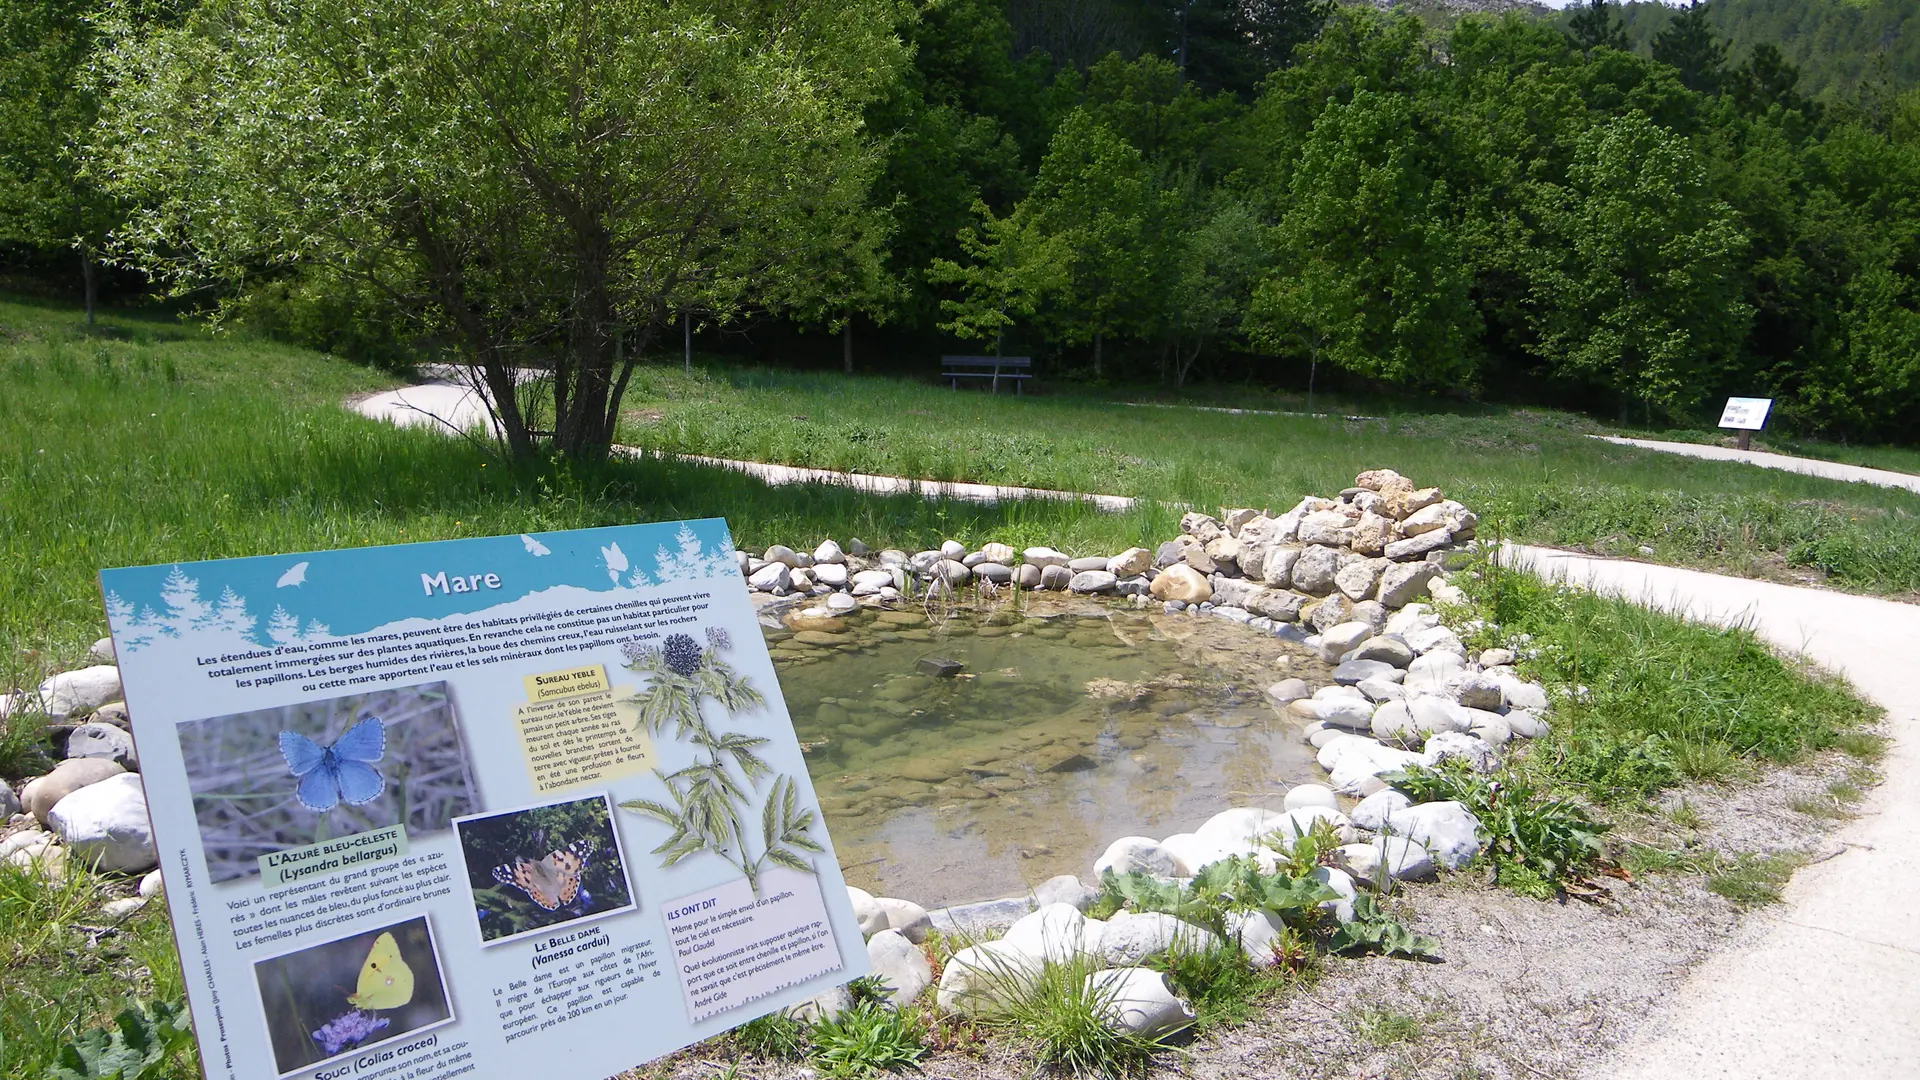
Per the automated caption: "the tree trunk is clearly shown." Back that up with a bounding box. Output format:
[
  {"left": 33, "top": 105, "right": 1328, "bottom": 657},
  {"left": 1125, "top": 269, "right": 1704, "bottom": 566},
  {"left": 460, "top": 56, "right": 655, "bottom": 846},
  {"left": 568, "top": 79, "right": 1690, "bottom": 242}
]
[
  {"left": 684, "top": 311, "right": 692, "bottom": 372},
  {"left": 80, "top": 248, "right": 96, "bottom": 327},
  {"left": 1093, "top": 331, "right": 1103, "bottom": 379},
  {"left": 1308, "top": 352, "right": 1318, "bottom": 414},
  {"left": 842, "top": 319, "right": 853, "bottom": 376}
]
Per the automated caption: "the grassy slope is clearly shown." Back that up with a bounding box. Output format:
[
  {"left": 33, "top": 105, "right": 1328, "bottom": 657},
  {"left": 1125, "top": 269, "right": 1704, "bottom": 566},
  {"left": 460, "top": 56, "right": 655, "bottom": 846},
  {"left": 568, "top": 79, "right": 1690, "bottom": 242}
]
[
  {"left": 0, "top": 296, "right": 1887, "bottom": 1077},
  {"left": 0, "top": 298, "right": 1168, "bottom": 699},
  {"left": 616, "top": 365, "right": 1920, "bottom": 596}
]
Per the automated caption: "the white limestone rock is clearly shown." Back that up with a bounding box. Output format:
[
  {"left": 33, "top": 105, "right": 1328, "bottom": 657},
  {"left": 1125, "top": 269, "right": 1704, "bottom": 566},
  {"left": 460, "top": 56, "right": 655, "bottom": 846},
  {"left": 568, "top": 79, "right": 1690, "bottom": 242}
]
[
  {"left": 866, "top": 929, "right": 933, "bottom": 1007},
  {"left": 47, "top": 772, "right": 155, "bottom": 873},
  {"left": 1335, "top": 836, "right": 1437, "bottom": 886},
  {"left": 37, "top": 666, "right": 122, "bottom": 720},
  {"left": 936, "top": 940, "right": 1042, "bottom": 1016},
  {"left": 1098, "top": 911, "right": 1222, "bottom": 966},
  {"left": 847, "top": 886, "right": 889, "bottom": 938},
  {"left": 1385, "top": 800, "right": 1484, "bottom": 870},
  {"left": 876, "top": 896, "right": 932, "bottom": 943},
  {"left": 1001, "top": 903, "right": 1106, "bottom": 964},
  {"left": 1088, "top": 968, "right": 1195, "bottom": 1039},
  {"left": 1423, "top": 731, "right": 1499, "bottom": 773},
  {"left": 1283, "top": 784, "right": 1339, "bottom": 813},
  {"left": 1094, "top": 836, "right": 1177, "bottom": 879}
]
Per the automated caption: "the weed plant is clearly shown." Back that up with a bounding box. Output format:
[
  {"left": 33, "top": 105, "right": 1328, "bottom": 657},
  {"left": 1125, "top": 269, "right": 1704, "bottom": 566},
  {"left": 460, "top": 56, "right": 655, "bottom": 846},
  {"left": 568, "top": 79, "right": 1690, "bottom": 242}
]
[
  {"left": 1385, "top": 762, "right": 1610, "bottom": 898},
  {"left": 0, "top": 859, "right": 193, "bottom": 1080},
  {"left": 806, "top": 999, "right": 927, "bottom": 1079},
  {"left": 1147, "top": 938, "right": 1294, "bottom": 1031}
]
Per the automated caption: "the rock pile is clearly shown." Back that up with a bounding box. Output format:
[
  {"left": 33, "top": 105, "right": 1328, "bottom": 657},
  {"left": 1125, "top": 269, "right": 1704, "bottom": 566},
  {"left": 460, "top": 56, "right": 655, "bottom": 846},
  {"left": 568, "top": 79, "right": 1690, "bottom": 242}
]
[
  {"left": 737, "top": 470, "right": 1476, "bottom": 645},
  {"left": 1, "top": 640, "right": 161, "bottom": 907}
]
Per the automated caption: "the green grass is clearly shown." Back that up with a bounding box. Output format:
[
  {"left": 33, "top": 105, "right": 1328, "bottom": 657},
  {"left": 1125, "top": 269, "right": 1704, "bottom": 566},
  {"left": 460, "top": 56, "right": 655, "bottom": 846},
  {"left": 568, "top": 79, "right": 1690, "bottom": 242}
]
[
  {"left": 616, "top": 364, "right": 1920, "bottom": 596},
  {"left": 0, "top": 298, "right": 1176, "bottom": 731},
  {"left": 0, "top": 860, "right": 193, "bottom": 1080},
  {"left": 1466, "top": 560, "right": 1881, "bottom": 804}
]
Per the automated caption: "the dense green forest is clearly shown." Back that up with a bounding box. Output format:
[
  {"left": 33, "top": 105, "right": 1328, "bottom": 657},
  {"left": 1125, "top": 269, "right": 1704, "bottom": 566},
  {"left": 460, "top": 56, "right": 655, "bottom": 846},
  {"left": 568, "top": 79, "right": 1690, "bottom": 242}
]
[
  {"left": 1603, "top": 0, "right": 1920, "bottom": 100},
  {"left": 3, "top": 0, "right": 1919, "bottom": 455}
]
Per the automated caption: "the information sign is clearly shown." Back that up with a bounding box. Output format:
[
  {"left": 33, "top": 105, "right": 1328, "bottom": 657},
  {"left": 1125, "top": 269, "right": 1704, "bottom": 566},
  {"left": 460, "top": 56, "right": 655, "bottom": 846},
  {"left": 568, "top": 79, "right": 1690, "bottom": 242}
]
[
  {"left": 1717, "top": 397, "right": 1773, "bottom": 431},
  {"left": 101, "top": 520, "right": 866, "bottom": 1080}
]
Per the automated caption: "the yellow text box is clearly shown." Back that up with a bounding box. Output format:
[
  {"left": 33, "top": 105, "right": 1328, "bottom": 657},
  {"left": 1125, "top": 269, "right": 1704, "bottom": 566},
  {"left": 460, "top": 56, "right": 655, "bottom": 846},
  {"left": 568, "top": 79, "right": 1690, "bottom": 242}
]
[
  {"left": 523, "top": 664, "right": 610, "bottom": 702},
  {"left": 514, "top": 684, "right": 654, "bottom": 794}
]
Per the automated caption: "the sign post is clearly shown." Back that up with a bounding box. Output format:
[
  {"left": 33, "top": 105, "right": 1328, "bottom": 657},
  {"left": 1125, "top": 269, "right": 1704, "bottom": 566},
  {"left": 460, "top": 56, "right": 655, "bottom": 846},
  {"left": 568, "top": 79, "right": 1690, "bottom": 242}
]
[
  {"left": 1716, "top": 397, "right": 1773, "bottom": 451},
  {"left": 101, "top": 520, "right": 866, "bottom": 1080}
]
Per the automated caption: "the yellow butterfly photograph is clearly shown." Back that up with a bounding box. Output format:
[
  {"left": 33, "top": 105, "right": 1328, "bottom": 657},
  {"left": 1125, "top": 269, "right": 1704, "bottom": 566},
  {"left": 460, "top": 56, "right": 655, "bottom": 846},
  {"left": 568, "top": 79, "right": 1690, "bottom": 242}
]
[{"left": 251, "top": 916, "right": 454, "bottom": 1076}]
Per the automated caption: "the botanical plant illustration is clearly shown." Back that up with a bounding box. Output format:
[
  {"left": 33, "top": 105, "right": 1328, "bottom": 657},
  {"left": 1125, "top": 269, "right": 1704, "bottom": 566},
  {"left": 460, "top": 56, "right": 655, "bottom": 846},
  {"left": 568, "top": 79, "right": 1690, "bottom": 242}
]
[{"left": 617, "top": 627, "right": 822, "bottom": 893}]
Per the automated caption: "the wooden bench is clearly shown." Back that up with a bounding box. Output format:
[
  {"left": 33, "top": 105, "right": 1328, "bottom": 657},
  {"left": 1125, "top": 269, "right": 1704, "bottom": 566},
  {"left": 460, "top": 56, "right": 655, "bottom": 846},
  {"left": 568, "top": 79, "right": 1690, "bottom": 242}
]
[{"left": 941, "top": 355, "right": 1033, "bottom": 394}]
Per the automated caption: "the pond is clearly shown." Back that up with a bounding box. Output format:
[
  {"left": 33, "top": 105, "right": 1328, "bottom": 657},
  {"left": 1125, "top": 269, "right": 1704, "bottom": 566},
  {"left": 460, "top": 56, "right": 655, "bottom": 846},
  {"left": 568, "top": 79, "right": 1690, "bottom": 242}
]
[{"left": 764, "top": 595, "right": 1332, "bottom": 907}]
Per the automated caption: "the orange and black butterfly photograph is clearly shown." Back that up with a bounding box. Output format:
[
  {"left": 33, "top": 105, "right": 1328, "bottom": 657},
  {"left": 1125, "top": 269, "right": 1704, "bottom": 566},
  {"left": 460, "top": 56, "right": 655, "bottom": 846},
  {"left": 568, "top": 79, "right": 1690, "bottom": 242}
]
[{"left": 453, "top": 794, "right": 636, "bottom": 944}]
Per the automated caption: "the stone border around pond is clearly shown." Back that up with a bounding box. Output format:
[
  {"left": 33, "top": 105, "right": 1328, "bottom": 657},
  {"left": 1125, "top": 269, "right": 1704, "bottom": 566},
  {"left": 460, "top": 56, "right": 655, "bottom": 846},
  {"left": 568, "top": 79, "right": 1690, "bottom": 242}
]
[
  {"left": 760, "top": 470, "right": 1557, "bottom": 1036},
  {"left": 3, "top": 469, "right": 1555, "bottom": 1042}
]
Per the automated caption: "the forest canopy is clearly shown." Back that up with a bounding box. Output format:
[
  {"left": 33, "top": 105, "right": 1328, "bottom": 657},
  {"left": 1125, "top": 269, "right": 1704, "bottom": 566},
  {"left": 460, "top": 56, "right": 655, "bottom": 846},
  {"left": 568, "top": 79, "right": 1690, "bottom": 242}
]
[{"left": 4, "top": 0, "right": 1920, "bottom": 454}]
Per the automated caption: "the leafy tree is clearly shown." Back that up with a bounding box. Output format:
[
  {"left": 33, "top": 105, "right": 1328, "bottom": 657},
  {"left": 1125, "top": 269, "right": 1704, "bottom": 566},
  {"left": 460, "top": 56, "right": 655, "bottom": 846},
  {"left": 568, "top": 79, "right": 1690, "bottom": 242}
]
[
  {"left": 1650, "top": 1, "right": 1728, "bottom": 95},
  {"left": 0, "top": 0, "right": 123, "bottom": 322},
  {"left": 1162, "top": 0, "right": 1330, "bottom": 98},
  {"left": 1567, "top": 0, "right": 1629, "bottom": 53},
  {"left": 1250, "top": 89, "right": 1480, "bottom": 393},
  {"left": 1154, "top": 189, "right": 1268, "bottom": 386},
  {"left": 1729, "top": 43, "right": 1818, "bottom": 120},
  {"left": 95, "top": 0, "right": 903, "bottom": 462},
  {"left": 1524, "top": 111, "right": 1751, "bottom": 419},
  {"left": 934, "top": 108, "right": 1160, "bottom": 376}
]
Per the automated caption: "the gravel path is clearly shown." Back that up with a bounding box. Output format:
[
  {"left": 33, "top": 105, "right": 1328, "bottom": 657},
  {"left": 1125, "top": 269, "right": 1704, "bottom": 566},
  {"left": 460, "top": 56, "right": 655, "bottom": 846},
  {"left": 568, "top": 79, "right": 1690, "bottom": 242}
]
[
  {"left": 1506, "top": 544, "right": 1920, "bottom": 1080},
  {"left": 1592, "top": 435, "right": 1920, "bottom": 494}
]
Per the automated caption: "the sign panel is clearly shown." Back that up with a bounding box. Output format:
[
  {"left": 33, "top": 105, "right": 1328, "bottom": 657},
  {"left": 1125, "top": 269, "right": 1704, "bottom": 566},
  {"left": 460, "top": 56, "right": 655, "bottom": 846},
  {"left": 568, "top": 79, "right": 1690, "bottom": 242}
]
[
  {"left": 1717, "top": 397, "right": 1773, "bottom": 431},
  {"left": 101, "top": 519, "right": 866, "bottom": 1080}
]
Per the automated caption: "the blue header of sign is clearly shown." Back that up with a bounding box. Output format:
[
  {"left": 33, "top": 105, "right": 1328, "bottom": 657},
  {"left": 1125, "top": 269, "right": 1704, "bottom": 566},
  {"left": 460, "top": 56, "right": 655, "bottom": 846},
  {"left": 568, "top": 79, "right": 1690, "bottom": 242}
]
[{"left": 97, "top": 518, "right": 737, "bottom": 653}]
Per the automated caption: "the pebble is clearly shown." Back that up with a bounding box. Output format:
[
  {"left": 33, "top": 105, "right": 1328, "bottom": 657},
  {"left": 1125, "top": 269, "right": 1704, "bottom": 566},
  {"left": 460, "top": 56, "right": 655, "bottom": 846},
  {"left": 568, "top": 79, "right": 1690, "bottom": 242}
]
[
  {"left": 22, "top": 758, "right": 127, "bottom": 824},
  {"left": 65, "top": 723, "right": 138, "bottom": 770}
]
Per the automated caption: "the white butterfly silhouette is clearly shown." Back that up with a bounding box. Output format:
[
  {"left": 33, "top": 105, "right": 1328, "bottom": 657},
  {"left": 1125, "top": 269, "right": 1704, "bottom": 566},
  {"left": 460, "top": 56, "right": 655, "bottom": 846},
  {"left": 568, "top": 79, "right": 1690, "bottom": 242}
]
[
  {"left": 601, "top": 542, "right": 628, "bottom": 584},
  {"left": 521, "top": 534, "right": 551, "bottom": 557},
  {"left": 277, "top": 562, "right": 309, "bottom": 588}
]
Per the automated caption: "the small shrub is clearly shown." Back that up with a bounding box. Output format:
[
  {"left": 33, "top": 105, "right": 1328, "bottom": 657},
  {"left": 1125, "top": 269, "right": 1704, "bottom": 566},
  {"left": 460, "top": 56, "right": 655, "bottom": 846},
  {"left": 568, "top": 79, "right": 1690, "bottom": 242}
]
[
  {"left": 808, "top": 1000, "right": 926, "bottom": 1079},
  {"left": 733, "top": 1011, "right": 807, "bottom": 1060}
]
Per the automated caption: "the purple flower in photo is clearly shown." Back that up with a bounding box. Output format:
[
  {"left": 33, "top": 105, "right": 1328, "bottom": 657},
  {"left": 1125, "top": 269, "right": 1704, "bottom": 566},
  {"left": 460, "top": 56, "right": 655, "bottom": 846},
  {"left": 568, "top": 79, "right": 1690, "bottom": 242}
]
[
  {"left": 705, "top": 625, "right": 732, "bottom": 652},
  {"left": 312, "top": 1010, "right": 389, "bottom": 1055},
  {"left": 620, "top": 637, "right": 657, "bottom": 665}
]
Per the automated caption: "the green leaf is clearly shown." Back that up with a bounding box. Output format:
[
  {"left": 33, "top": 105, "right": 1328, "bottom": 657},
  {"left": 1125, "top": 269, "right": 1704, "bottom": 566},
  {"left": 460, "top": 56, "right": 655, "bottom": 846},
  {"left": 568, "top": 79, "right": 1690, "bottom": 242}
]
[
  {"left": 617, "top": 798, "right": 680, "bottom": 824},
  {"left": 47, "top": 999, "right": 194, "bottom": 1080},
  {"left": 763, "top": 846, "right": 813, "bottom": 874}
]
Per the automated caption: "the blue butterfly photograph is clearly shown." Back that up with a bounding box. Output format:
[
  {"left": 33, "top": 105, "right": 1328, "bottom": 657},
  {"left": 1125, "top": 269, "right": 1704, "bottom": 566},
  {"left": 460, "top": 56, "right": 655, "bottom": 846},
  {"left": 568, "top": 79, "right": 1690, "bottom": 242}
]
[{"left": 179, "top": 683, "right": 479, "bottom": 883}]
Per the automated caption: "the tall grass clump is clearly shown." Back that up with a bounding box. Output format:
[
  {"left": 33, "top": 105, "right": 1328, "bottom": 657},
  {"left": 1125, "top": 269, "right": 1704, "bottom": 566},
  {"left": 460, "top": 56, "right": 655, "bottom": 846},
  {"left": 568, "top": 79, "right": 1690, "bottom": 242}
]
[{"left": 996, "top": 954, "right": 1165, "bottom": 1079}]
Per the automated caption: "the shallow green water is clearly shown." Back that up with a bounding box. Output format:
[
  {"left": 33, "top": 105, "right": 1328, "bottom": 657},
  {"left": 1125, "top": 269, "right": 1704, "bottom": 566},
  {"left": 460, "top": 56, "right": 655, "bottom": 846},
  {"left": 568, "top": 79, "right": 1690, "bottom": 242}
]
[{"left": 765, "top": 596, "right": 1327, "bottom": 906}]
